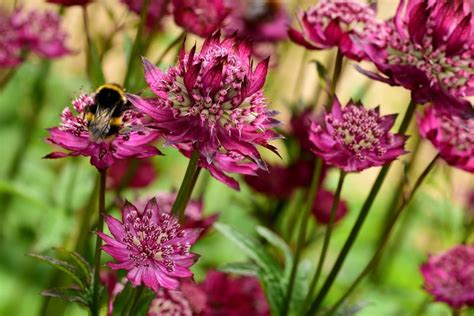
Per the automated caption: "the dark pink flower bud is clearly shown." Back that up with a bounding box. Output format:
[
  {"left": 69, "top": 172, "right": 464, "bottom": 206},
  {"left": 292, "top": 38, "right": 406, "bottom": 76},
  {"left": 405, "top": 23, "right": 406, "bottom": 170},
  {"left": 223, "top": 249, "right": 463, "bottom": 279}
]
[
  {"left": 421, "top": 245, "right": 474, "bottom": 308},
  {"left": 312, "top": 189, "right": 348, "bottom": 224},
  {"left": 417, "top": 106, "right": 473, "bottom": 173},
  {"left": 107, "top": 158, "right": 157, "bottom": 189}
]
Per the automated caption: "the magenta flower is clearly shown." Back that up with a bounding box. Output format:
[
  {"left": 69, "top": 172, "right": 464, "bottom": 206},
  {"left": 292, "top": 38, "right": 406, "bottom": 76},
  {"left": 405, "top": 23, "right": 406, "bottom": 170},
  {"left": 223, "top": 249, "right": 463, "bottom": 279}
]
[
  {"left": 200, "top": 271, "right": 270, "bottom": 316},
  {"left": 148, "top": 288, "right": 193, "bottom": 315},
  {"left": 45, "top": 92, "right": 160, "bottom": 170},
  {"left": 288, "top": 0, "right": 390, "bottom": 61},
  {"left": 244, "top": 164, "right": 295, "bottom": 199},
  {"left": 99, "top": 198, "right": 201, "bottom": 291},
  {"left": 312, "top": 189, "right": 348, "bottom": 225},
  {"left": 47, "top": 0, "right": 92, "bottom": 6},
  {"left": 0, "top": 7, "right": 70, "bottom": 67},
  {"left": 107, "top": 158, "right": 157, "bottom": 189},
  {"left": 360, "top": 0, "right": 474, "bottom": 108},
  {"left": 121, "top": 0, "right": 169, "bottom": 30},
  {"left": 225, "top": 0, "right": 289, "bottom": 43},
  {"left": 421, "top": 245, "right": 474, "bottom": 309},
  {"left": 172, "top": 0, "right": 229, "bottom": 37},
  {"left": 309, "top": 98, "right": 407, "bottom": 172},
  {"left": 417, "top": 106, "right": 473, "bottom": 173},
  {"left": 128, "top": 33, "right": 280, "bottom": 189}
]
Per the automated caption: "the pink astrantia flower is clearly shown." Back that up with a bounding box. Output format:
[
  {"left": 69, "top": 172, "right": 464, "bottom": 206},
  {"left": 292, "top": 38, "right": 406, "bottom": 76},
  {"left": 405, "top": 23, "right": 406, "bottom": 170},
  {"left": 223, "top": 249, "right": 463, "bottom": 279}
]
[
  {"left": 421, "top": 245, "right": 474, "bottom": 308},
  {"left": 99, "top": 198, "right": 201, "bottom": 291},
  {"left": 154, "top": 192, "right": 218, "bottom": 232},
  {"left": 309, "top": 98, "right": 407, "bottom": 172},
  {"left": 417, "top": 106, "right": 473, "bottom": 173},
  {"left": 172, "top": 0, "right": 230, "bottom": 37},
  {"left": 121, "top": 0, "right": 169, "bottom": 30},
  {"left": 47, "top": 0, "right": 92, "bottom": 6},
  {"left": 107, "top": 158, "right": 157, "bottom": 189},
  {"left": 312, "top": 189, "right": 348, "bottom": 224},
  {"left": 288, "top": 0, "right": 390, "bottom": 61},
  {"left": 200, "top": 271, "right": 270, "bottom": 316},
  {"left": 225, "top": 0, "right": 289, "bottom": 43},
  {"left": 128, "top": 33, "right": 280, "bottom": 189},
  {"left": 45, "top": 92, "right": 160, "bottom": 170},
  {"left": 359, "top": 0, "right": 474, "bottom": 108},
  {"left": 148, "top": 288, "right": 193, "bottom": 316},
  {"left": 0, "top": 7, "right": 70, "bottom": 67}
]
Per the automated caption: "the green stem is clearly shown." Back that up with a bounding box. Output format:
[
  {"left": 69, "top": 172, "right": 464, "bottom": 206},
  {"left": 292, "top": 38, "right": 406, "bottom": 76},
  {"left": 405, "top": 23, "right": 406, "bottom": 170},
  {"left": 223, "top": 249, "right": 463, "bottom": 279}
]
[
  {"left": 121, "top": 285, "right": 145, "bottom": 316},
  {"left": 171, "top": 151, "right": 201, "bottom": 223},
  {"left": 452, "top": 308, "right": 462, "bottom": 316},
  {"left": 292, "top": 49, "right": 309, "bottom": 100},
  {"left": 91, "top": 169, "right": 107, "bottom": 316},
  {"left": 154, "top": 31, "right": 186, "bottom": 66},
  {"left": 327, "top": 49, "right": 344, "bottom": 108},
  {"left": 328, "top": 155, "right": 439, "bottom": 314},
  {"left": 370, "top": 135, "right": 422, "bottom": 281},
  {"left": 306, "top": 99, "right": 417, "bottom": 314},
  {"left": 303, "top": 170, "right": 347, "bottom": 310},
  {"left": 123, "top": 0, "right": 151, "bottom": 90},
  {"left": 282, "top": 158, "right": 323, "bottom": 316}
]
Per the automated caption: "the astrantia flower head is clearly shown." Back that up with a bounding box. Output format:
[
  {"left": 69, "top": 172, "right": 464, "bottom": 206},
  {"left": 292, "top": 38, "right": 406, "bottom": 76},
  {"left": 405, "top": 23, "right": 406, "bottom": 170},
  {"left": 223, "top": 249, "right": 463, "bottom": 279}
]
[
  {"left": 288, "top": 0, "right": 390, "bottom": 61},
  {"left": 225, "top": 0, "right": 289, "bottom": 43},
  {"left": 418, "top": 106, "right": 473, "bottom": 173},
  {"left": 172, "top": 0, "right": 229, "bottom": 37},
  {"left": 309, "top": 98, "right": 407, "bottom": 172},
  {"left": 128, "top": 33, "right": 280, "bottom": 189},
  {"left": 148, "top": 288, "right": 193, "bottom": 315},
  {"left": 312, "top": 189, "right": 349, "bottom": 224},
  {"left": 47, "top": 0, "right": 92, "bottom": 6},
  {"left": 200, "top": 271, "right": 270, "bottom": 316},
  {"left": 360, "top": 0, "right": 474, "bottom": 107},
  {"left": 421, "top": 245, "right": 474, "bottom": 308},
  {"left": 99, "top": 198, "right": 201, "bottom": 291},
  {"left": 45, "top": 87, "right": 161, "bottom": 170},
  {"left": 0, "top": 7, "right": 70, "bottom": 67},
  {"left": 121, "top": 0, "right": 169, "bottom": 30}
]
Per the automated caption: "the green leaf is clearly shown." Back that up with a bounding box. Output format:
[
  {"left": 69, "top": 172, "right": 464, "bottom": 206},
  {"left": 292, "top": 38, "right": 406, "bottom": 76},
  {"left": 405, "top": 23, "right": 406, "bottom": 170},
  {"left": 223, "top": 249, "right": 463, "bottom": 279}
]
[
  {"left": 54, "top": 248, "right": 92, "bottom": 286},
  {"left": 256, "top": 226, "right": 293, "bottom": 277},
  {"left": 312, "top": 60, "right": 331, "bottom": 94},
  {"left": 218, "top": 262, "right": 259, "bottom": 276},
  {"left": 214, "top": 223, "right": 286, "bottom": 315},
  {"left": 41, "top": 287, "right": 89, "bottom": 306},
  {"left": 28, "top": 254, "right": 86, "bottom": 289}
]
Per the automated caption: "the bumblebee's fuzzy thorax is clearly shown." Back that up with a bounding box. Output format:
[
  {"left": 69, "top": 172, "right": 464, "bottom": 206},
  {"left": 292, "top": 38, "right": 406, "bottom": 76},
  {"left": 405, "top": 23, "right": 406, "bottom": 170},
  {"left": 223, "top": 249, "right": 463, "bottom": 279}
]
[{"left": 86, "top": 83, "right": 129, "bottom": 140}]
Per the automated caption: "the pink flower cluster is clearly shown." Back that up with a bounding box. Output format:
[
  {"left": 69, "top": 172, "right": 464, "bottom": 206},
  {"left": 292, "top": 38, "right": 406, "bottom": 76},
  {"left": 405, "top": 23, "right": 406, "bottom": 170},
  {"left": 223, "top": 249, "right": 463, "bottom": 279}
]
[
  {"left": 46, "top": 92, "right": 160, "bottom": 170},
  {"left": 289, "top": 0, "right": 390, "bottom": 61},
  {"left": 100, "top": 198, "right": 201, "bottom": 291},
  {"left": 0, "top": 7, "right": 70, "bottom": 67},
  {"left": 421, "top": 245, "right": 474, "bottom": 308},
  {"left": 128, "top": 34, "right": 280, "bottom": 189},
  {"left": 309, "top": 98, "right": 407, "bottom": 172}
]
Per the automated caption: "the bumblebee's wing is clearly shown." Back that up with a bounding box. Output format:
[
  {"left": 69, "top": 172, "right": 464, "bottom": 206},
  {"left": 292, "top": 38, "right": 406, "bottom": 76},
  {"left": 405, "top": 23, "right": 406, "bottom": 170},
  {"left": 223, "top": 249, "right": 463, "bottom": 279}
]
[{"left": 89, "top": 105, "right": 115, "bottom": 140}]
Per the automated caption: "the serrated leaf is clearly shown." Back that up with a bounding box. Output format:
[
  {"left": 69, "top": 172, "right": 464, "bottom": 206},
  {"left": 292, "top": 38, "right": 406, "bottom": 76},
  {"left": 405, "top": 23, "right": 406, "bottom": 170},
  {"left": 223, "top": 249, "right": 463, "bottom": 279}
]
[
  {"left": 29, "top": 253, "right": 86, "bottom": 289},
  {"left": 218, "top": 262, "right": 259, "bottom": 276},
  {"left": 54, "top": 247, "right": 92, "bottom": 286},
  {"left": 41, "top": 287, "right": 89, "bottom": 306}
]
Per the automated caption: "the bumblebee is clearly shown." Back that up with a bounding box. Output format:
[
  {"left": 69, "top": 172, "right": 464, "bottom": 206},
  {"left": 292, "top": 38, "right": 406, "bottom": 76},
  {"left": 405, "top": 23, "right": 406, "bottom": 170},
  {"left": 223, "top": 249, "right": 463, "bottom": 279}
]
[{"left": 86, "top": 83, "right": 130, "bottom": 140}]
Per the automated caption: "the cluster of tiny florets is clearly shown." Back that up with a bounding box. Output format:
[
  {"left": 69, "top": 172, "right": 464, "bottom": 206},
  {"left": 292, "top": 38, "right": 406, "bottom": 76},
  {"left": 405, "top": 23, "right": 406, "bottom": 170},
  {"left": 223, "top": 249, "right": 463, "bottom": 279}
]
[
  {"left": 440, "top": 114, "right": 474, "bottom": 152},
  {"left": 122, "top": 210, "right": 190, "bottom": 273},
  {"left": 326, "top": 105, "right": 391, "bottom": 161}
]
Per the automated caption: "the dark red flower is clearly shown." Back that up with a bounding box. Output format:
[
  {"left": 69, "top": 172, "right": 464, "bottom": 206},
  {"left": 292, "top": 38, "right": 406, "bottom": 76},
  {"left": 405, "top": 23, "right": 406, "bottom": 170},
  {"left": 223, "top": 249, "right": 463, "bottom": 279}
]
[
  {"left": 312, "top": 189, "right": 348, "bottom": 224},
  {"left": 107, "top": 158, "right": 157, "bottom": 189},
  {"left": 172, "top": 0, "right": 230, "bottom": 37}
]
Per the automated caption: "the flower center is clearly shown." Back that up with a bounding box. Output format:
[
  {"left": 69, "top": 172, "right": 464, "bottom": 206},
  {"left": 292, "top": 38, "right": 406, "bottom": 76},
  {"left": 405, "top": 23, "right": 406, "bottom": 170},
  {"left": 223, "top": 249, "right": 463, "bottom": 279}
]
[
  {"left": 440, "top": 115, "right": 474, "bottom": 152},
  {"left": 328, "top": 106, "right": 390, "bottom": 161},
  {"left": 122, "top": 211, "right": 189, "bottom": 272}
]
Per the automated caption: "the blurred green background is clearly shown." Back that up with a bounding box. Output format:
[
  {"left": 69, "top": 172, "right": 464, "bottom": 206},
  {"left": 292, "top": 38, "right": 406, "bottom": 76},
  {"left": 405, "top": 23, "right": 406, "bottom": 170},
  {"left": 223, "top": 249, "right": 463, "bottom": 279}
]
[{"left": 0, "top": 0, "right": 473, "bottom": 315}]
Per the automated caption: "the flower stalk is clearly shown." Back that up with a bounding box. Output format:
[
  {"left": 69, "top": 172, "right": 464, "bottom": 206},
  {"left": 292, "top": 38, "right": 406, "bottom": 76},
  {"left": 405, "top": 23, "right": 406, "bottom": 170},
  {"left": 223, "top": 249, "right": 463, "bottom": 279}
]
[
  {"left": 303, "top": 170, "right": 346, "bottom": 310},
  {"left": 122, "top": 285, "right": 145, "bottom": 316},
  {"left": 154, "top": 31, "right": 186, "bottom": 66},
  {"left": 328, "top": 49, "right": 344, "bottom": 108},
  {"left": 171, "top": 150, "right": 202, "bottom": 223},
  {"left": 91, "top": 169, "right": 107, "bottom": 316},
  {"left": 307, "top": 99, "right": 417, "bottom": 314},
  {"left": 282, "top": 158, "right": 323, "bottom": 316},
  {"left": 328, "top": 154, "right": 439, "bottom": 314}
]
